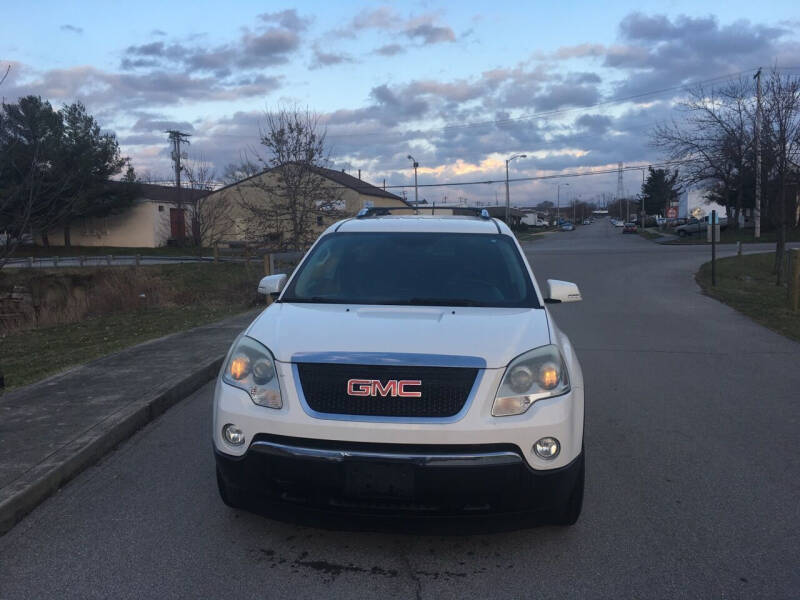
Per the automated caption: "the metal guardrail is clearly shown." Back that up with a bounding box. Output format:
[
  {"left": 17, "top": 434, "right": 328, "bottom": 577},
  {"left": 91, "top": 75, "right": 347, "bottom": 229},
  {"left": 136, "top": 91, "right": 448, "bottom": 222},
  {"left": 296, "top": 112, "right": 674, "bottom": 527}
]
[
  {"left": 1, "top": 250, "right": 306, "bottom": 273},
  {"left": 2, "top": 255, "right": 219, "bottom": 269}
]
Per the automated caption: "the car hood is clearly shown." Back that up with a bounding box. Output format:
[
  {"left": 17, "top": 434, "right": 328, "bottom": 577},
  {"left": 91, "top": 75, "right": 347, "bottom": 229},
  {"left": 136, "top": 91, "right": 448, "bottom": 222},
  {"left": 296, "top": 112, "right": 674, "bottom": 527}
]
[{"left": 246, "top": 303, "right": 551, "bottom": 369}]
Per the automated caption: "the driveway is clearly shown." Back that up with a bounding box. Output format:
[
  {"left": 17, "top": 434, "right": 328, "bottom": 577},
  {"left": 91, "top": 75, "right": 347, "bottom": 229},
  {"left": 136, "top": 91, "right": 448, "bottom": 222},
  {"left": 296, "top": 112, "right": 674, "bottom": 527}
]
[{"left": 1, "top": 221, "right": 798, "bottom": 599}]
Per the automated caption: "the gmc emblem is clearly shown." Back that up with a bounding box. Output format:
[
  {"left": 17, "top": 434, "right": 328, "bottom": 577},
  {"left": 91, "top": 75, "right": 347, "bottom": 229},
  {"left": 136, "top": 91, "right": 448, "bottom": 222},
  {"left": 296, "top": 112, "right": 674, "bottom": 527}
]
[{"left": 346, "top": 379, "right": 422, "bottom": 398}]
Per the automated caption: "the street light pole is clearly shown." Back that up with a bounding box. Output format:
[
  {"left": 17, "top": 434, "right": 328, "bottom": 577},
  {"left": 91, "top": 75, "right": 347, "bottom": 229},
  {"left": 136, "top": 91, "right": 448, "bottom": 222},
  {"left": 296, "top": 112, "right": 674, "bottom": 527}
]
[
  {"left": 556, "top": 182, "right": 569, "bottom": 225},
  {"left": 505, "top": 153, "right": 527, "bottom": 225},
  {"left": 407, "top": 154, "right": 419, "bottom": 207}
]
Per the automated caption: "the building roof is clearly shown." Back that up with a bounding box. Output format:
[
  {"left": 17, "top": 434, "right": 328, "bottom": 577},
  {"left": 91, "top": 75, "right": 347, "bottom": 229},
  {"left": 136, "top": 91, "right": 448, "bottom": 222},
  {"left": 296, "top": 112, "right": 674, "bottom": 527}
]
[
  {"left": 308, "top": 165, "right": 406, "bottom": 202},
  {"left": 209, "top": 163, "right": 408, "bottom": 204},
  {"left": 109, "top": 180, "right": 210, "bottom": 204}
]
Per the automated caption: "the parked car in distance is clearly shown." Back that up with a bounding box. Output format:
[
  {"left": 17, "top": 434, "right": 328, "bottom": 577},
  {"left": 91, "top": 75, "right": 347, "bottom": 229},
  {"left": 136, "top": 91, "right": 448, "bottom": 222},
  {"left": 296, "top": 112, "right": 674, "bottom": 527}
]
[
  {"left": 674, "top": 216, "right": 728, "bottom": 237},
  {"left": 623, "top": 222, "right": 637, "bottom": 233},
  {"left": 560, "top": 222, "right": 575, "bottom": 231},
  {"left": 582, "top": 219, "right": 591, "bottom": 225},
  {"left": 612, "top": 219, "right": 624, "bottom": 227}
]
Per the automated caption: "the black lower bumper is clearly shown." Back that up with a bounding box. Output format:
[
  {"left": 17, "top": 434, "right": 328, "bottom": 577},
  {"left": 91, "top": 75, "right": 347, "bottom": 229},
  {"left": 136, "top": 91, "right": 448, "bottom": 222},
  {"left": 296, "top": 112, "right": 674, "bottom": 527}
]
[{"left": 215, "top": 434, "right": 583, "bottom": 526}]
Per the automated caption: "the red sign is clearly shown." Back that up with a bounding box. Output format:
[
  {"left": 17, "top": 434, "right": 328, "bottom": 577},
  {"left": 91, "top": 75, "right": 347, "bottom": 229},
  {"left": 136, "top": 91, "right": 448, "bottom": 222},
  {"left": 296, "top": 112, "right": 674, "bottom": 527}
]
[
  {"left": 347, "top": 379, "right": 422, "bottom": 398},
  {"left": 666, "top": 207, "right": 678, "bottom": 218}
]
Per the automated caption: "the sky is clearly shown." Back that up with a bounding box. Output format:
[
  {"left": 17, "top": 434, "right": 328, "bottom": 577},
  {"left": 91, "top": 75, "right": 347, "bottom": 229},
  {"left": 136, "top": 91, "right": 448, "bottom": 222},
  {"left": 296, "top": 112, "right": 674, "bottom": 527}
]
[{"left": 2, "top": 1, "right": 799, "bottom": 206}]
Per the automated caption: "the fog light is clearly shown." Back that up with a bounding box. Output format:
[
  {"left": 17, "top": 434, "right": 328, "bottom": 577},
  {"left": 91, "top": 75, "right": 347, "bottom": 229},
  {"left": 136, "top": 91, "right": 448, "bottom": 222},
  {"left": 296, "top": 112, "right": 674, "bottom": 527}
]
[
  {"left": 223, "top": 424, "right": 245, "bottom": 446},
  {"left": 533, "top": 437, "right": 560, "bottom": 460}
]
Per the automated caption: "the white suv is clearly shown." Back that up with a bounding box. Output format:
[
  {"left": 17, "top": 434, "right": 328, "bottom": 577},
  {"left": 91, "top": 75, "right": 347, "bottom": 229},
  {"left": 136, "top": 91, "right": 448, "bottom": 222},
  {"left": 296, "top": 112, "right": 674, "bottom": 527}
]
[{"left": 213, "top": 212, "right": 585, "bottom": 526}]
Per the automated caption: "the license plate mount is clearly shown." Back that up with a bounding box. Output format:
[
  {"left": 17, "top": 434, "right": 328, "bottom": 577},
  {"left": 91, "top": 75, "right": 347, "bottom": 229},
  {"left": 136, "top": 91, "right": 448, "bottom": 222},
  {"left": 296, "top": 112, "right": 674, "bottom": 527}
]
[{"left": 345, "top": 463, "right": 414, "bottom": 498}]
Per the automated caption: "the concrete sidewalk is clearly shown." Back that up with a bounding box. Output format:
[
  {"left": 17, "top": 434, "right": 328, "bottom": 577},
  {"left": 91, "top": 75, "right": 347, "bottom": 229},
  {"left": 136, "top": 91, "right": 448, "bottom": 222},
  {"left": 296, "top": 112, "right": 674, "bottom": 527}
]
[{"left": 0, "top": 309, "right": 259, "bottom": 534}]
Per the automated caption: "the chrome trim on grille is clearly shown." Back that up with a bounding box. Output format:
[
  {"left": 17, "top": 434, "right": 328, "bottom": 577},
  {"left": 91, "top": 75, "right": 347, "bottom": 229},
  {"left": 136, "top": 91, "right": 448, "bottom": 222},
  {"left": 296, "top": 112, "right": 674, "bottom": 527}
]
[
  {"left": 291, "top": 362, "right": 482, "bottom": 424},
  {"left": 249, "top": 440, "right": 523, "bottom": 467}
]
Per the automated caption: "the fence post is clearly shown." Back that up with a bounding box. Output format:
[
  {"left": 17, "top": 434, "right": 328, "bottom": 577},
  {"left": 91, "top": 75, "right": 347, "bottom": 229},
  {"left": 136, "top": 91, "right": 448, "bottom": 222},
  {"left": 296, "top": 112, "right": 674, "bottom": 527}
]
[
  {"left": 736, "top": 241, "right": 742, "bottom": 257},
  {"left": 790, "top": 249, "right": 800, "bottom": 313},
  {"left": 213, "top": 243, "right": 219, "bottom": 264},
  {"left": 264, "top": 253, "right": 271, "bottom": 276},
  {"left": 53, "top": 256, "right": 59, "bottom": 267},
  {"left": 135, "top": 254, "right": 141, "bottom": 267},
  {"left": 27, "top": 257, "right": 33, "bottom": 268},
  {"left": 79, "top": 256, "right": 85, "bottom": 267}
]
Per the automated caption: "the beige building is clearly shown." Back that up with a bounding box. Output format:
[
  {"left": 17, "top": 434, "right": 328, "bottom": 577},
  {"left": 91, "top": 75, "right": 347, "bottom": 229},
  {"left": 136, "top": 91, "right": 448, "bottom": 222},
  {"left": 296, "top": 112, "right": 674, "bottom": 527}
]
[
  {"left": 36, "top": 183, "right": 208, "bottom": 248},
  {"left": 202, "top": 164, "right": 410, "bottom": 247}
]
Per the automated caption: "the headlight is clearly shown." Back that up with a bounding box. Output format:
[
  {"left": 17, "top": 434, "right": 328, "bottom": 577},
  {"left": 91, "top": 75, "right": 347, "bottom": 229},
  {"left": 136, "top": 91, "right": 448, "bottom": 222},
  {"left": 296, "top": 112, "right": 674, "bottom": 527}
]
[
  {"left": 492, "top": 345, "right": 570, "bottom": 417},
  {"left": 222, "top": 336, "right": 282, "bottom": 409}
]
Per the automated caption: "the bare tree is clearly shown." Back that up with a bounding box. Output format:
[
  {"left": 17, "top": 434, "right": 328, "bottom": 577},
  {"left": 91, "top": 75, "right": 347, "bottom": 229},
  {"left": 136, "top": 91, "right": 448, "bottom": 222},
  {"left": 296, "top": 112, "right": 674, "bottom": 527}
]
[
  {"left": 236, "top": 107, "right": 345, "bottom": 250},
  {"left": 652, "top": 78, "right": 755, "bottom": 227},
  {"left": 763, "top": 69, "right": 800, "bottom": 283},
  {"left": 184, "top": 156, "right": 234, "bottom": 247}
]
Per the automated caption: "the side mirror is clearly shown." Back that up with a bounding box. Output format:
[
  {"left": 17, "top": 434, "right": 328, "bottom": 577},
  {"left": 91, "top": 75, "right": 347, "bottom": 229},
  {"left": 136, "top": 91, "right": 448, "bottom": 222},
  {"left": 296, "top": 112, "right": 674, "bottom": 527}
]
[
  {"left": 545, "top": 279, "right": 582, "bottom": 304},
  {"left": 258, "top": 273, "right": 287, "bottom": 296}
]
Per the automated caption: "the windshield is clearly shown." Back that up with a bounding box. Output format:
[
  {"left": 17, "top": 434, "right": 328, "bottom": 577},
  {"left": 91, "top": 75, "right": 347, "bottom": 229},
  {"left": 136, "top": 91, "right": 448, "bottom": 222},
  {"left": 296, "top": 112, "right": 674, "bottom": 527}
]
[{"left": 281, "top": 232, "right": 539, "bottom": 308}]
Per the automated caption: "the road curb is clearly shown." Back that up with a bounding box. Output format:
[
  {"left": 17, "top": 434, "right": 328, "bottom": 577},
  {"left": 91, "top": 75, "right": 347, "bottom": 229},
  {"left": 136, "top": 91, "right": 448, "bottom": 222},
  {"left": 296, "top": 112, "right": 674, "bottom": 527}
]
[{"left": 0, "top": 356, "right": 224, "bottom": 535}]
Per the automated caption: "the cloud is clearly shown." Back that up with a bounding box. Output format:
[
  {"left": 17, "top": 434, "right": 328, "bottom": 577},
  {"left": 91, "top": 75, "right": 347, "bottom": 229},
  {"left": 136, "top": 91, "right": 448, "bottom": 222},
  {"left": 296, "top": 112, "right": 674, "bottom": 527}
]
[
  {"left": 339, "top": 7, "right": 455, "bottom": 46},
  {"left": 532, "top": 83, "right": 601, "bottom": 111},
  {"left": 239, "top": 28, "right": 301, "bottom": 66},
  {"left": 310, "top": 44, "right": 355, "bottom": 69},
  {"left": 351, "top": 6, "right": 399, "bottom": 30},
  {"left": 554, "top": 43, "right": 605, "bottom": 60},
  {"left": 131, "top": 115, "right": 196, "bottom": 134},
  {"left": 259, "top": 9, "right": 312, "bottom": 32},
  {"left": 60, "top": 24, "right": 83, "bottom": 34},
  {"left": 151, "top": 29, "right": 167, "bottom": 36},
  {"left": 404, "top": 23, "right": 455, "bottom": 45},
  {"left": 607, "top": 13, "right": 791, "bottom": 97},
  {"left": 120, "top": 14, "right": 309, "bottom": 74},
  {"left": 5, "top": 63, "right": 282, "bottom": 111},
  {"left": 375, "top": 43, "right": 405, "bottom": 56}
]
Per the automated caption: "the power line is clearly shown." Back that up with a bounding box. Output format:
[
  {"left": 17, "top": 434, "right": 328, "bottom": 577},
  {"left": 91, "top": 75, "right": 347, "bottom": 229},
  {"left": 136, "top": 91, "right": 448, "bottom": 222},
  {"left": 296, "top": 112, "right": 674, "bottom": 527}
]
[{"left": 378, "top": 159, "right": 691, "bottom": 191}]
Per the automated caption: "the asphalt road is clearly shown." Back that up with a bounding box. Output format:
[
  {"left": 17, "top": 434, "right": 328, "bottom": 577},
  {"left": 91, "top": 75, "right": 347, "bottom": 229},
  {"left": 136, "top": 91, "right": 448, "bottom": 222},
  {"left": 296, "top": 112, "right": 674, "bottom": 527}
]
[{"left": 2, "top": 222, "right": 798, "bottom": 599}]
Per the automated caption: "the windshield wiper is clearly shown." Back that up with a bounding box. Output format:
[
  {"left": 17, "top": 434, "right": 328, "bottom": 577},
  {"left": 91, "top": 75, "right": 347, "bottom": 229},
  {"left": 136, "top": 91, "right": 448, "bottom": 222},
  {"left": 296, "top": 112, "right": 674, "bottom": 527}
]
[
  {"left": 406, "top": 298, "right": 481, "bottom": 306},
  {"left": 281, "top": 296, "right": 343, "bottom": 304}
]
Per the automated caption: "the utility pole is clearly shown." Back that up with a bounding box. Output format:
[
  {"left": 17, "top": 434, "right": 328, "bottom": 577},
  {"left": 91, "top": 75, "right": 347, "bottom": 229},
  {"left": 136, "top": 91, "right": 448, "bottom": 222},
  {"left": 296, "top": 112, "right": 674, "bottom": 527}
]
[
  {"left": 617, "top": 162, "right": 624, "bottom": 221},
  {"left": 641, "top": 167, "right": 647, "bottom": 225},
  {"left": 407, "top": 155, "right": 419, "bottom": 205},
  {"left": 557, "top": 182, "right": 569, "bottom": 224},
  {"left": 754, "top": 68, "right": 762, "bottom": 239},
  {"left": 167, "top": 130, "right": 191, "bottom": 243},
  {"left": 505, "top": 153, "right": 527, "bottom": 225}
]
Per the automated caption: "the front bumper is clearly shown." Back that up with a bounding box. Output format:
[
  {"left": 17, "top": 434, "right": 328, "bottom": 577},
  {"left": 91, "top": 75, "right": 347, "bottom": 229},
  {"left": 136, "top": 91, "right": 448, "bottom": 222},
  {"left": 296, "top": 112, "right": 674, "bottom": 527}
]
[{"left": 215, "top": 434, "right": 583, "bottom": 518}]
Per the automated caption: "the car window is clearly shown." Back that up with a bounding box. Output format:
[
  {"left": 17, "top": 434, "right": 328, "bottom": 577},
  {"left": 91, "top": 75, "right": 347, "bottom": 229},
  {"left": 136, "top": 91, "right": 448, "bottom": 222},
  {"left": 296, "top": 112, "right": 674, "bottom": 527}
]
[{"left": 283, "top": 232, "right": 539, "bottom": 308}]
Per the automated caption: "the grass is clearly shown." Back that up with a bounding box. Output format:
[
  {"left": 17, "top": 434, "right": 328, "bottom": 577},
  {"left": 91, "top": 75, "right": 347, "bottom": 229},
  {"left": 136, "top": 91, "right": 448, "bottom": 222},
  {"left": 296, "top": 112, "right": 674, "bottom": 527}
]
[
  {"left": 696, "top": 252, "right": 800, "bottom": 342},
  {"left": 665, "top": 227, "right": 800, "bottom": 245},
  {"left": 638, "top": 229, "right": 663, "bottom": 240},
  {"left": 1, "top": 305, "right": 250, "bottom": 390},
  {"left": 0, "top": 263, "right": 262, "bottom": 391}
]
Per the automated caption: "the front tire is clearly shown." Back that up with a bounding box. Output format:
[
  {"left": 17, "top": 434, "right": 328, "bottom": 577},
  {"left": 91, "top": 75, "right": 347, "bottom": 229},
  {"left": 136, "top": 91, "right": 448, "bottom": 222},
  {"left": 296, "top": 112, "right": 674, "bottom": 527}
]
[{"left": 553, "top": 452, "right": 585, "bottom": 526}]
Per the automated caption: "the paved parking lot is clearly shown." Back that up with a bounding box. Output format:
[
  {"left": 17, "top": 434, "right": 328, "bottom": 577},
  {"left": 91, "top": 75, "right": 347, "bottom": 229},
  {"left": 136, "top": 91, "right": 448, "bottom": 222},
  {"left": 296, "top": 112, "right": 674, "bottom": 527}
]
[{"left": 1, "top": 222, "right": 798, "bottom": 599}]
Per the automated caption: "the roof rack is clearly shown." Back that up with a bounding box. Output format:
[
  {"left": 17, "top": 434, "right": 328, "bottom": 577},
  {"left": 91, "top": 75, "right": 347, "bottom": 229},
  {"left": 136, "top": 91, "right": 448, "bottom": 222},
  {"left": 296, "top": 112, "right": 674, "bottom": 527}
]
[{"left": 355, "top": 206, "right": 491, "bottom": 219}]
